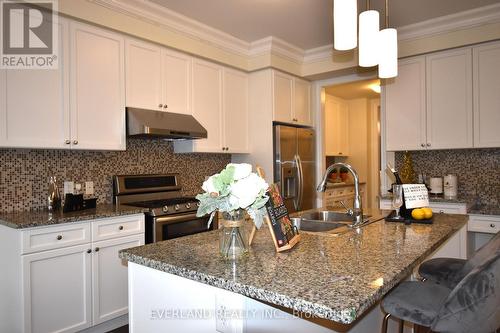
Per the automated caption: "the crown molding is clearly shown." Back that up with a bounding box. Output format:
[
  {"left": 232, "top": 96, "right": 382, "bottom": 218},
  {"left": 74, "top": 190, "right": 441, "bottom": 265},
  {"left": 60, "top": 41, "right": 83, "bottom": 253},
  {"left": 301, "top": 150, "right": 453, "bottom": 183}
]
[
  {"left": 398, "top": 3, "right": 500, "bottom": 41},
  {"left": 86, "top": 0, "right": 500, "bottom": 73},
  {"left": 88, "top": 0, "right": 251, "bottom": 57}
]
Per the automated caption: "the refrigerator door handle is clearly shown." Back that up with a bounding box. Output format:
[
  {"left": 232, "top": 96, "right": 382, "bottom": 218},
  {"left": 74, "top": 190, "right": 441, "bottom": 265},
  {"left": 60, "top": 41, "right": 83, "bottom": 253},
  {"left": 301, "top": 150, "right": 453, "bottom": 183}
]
[{"left": 294, "top": 154, "right": 304, "bottom": 211}]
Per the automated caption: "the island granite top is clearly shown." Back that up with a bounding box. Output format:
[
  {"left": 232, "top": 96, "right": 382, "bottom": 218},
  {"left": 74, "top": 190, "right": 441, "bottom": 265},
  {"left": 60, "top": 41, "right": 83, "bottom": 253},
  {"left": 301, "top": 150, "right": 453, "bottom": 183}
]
[
  {"left": 119, "top": 210, "right": 468, "bottom": 325},
  {"left": 0, "top": 204, "right": 147, "bottom": 229}
]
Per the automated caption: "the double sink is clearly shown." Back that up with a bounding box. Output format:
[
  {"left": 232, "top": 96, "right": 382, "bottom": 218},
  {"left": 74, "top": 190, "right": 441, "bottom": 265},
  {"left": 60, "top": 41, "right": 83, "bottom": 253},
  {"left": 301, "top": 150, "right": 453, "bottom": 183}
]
[{"left": 293, "top": 210, "right": 382, "bottom": 235}]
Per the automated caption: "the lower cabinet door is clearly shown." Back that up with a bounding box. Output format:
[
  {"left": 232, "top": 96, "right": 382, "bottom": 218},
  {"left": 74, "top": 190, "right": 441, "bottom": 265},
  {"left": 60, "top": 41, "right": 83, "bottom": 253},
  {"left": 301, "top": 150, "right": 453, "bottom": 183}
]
[
  {"left": 91, "top": 234, "right": 144, "bottom": 325},
  {"left": 22, "top": 244, "right": 92, "bottom": 333}
]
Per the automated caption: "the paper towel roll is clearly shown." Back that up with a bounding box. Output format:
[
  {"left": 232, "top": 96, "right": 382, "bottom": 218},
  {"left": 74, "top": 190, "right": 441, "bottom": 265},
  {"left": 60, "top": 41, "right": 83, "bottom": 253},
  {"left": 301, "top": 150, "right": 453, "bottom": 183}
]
[
  {"left": 430, "top": 177, "right": 443, "bottom": 194},
  {"left": 444, "top": 174, "right": 458, "bottom": 198}
]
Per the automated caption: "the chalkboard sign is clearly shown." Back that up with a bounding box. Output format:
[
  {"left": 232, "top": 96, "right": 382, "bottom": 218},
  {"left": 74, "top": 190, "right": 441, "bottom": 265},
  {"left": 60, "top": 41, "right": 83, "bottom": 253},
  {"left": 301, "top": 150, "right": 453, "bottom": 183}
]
[{"left": 264, "top": 183, "right": 300, "bottom": 252}]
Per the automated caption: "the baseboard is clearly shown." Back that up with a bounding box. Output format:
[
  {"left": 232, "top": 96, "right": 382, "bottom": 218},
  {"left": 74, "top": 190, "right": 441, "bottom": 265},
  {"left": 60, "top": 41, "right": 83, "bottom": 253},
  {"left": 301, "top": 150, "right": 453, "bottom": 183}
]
[{"left": 79, "top": 315, "right": 128, "bottom": 333}]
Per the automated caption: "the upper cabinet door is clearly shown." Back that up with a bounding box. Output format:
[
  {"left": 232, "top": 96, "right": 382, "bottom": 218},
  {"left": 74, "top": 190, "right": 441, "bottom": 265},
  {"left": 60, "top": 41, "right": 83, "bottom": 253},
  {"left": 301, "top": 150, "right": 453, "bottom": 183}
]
[
  {"left": 223, "top": 68, "right": 249, "bottom": 153},
  {"left": 384, "top": 57, "right": 426, "bottom": 151},
  {"left": 190, "top": 59, "right": 223, "bottom": 152},
  {"left": 0, "top": 18, "right": 70, "bottom": 149},
  {"left": 163, "top": 49, "right": 192, "bottom": 115},
  {"left": 294, "top": 78, "right": 312, "bottom": 126},
  {"left": 473, "top": 41, "right": 500, "bottom": 148},
  {"left": 426, "top": 48, "right": 473, "bottom": 149},
  {"left": 125, "top": 39, "right": 163, "bottom": 110},
  {"left": 273, "top": 71, "right": 293, "bottom": 123},
  {"left": 70, "top": 22, "right": 126, "bottom": 151}
]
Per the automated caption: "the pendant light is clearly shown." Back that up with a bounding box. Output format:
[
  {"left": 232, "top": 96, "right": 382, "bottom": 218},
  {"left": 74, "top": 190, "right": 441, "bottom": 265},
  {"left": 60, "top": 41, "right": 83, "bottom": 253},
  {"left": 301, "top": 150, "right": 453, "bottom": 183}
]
[
  {"left": 378, "top": 0, "right": 398, "bottom": 78},
  {"left": 333, "top": 0, "right": 357, "bottom": 50},
  {"left": 359, "top": 0, "right": 379, "bottom": 67}
]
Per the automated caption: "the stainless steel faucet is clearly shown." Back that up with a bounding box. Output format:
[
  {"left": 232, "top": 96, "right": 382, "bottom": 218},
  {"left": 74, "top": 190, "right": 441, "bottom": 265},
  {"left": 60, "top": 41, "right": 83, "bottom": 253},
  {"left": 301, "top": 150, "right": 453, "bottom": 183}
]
[{"left": 317, "top": 163, "right": 363, "bottom": 227}]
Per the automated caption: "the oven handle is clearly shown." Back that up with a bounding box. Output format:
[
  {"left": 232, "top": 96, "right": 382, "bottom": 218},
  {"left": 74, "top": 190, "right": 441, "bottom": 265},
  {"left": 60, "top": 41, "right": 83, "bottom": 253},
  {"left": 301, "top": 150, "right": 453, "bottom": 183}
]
[{"left": 154, "top": 213, "right": 202, "bottom": 225}]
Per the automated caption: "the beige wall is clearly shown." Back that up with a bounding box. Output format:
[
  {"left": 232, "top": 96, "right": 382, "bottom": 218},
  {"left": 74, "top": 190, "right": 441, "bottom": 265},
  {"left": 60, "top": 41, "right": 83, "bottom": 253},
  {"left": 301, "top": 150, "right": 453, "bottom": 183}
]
[
  {"left": 56, "top": 1, "right": 500, "bottom": 78},
  {"left": 345, "top": 99, "right": 369, "bottom": 183}
]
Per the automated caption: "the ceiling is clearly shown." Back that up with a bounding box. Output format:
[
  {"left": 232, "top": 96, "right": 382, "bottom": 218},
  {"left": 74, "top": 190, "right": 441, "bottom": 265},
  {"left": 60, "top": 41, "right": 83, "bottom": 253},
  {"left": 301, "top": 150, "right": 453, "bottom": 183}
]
[
  {"left": 325, "top": 79, "right": 380, "bottom": 99},
  {"left": 150, "top": 0, "right": 500, "bottom": 49}
]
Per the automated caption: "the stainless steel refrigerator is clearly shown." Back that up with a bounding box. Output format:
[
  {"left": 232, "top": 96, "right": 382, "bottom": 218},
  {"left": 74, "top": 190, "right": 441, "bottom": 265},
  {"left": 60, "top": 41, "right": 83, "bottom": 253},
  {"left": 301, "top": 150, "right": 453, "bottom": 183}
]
[{"left": 274, "top": 124, "right": 316, "bottom": 213}]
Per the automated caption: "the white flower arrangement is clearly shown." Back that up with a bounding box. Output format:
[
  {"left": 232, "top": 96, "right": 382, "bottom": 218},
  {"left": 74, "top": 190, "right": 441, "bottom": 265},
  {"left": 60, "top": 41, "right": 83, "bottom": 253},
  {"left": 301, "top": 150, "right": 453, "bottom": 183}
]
[{"left": 196, "top": 163, "right": 270, "bottom": 228}]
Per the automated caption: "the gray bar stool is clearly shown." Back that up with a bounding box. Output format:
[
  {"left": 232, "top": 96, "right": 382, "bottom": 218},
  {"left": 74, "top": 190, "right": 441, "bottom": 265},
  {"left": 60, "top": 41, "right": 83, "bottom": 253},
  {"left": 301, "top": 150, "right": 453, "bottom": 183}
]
[
  {"left": 381, "top": 251, "right": 500, "bottom": 333},
  {"left": 418, "top": 231, "right": 500, "bottom": 289}
]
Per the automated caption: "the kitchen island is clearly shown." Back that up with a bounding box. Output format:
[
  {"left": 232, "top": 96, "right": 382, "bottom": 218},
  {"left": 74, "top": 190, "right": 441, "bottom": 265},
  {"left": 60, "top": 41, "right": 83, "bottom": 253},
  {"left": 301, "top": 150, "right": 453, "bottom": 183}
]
[{"left": 120, "top": 211, "right": 468, "bottom": 332}]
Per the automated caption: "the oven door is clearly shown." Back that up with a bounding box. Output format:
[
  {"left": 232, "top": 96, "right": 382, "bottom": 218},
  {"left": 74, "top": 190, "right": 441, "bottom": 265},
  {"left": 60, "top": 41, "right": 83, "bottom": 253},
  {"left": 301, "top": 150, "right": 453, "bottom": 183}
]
[{"left": 151, "top": 213, "right": 214, "bottom": 242}]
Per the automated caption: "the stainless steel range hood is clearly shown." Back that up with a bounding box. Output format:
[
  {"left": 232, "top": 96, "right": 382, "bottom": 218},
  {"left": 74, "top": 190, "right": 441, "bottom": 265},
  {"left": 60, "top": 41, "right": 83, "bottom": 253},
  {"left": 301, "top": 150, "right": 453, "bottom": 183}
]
[{"left": 126, "top": 107, "right": 207, "bottom": 140}]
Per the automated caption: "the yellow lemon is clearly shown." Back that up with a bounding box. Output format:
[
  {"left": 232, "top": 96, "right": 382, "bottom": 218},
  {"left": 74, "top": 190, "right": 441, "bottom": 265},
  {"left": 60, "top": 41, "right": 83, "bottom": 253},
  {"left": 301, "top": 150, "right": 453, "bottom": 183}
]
[
  {"left": 422, "top": 208, "right": 433, "bottom": 219},
  {"left": 411, "top": 208, "right": 425, "bottom": 220}
]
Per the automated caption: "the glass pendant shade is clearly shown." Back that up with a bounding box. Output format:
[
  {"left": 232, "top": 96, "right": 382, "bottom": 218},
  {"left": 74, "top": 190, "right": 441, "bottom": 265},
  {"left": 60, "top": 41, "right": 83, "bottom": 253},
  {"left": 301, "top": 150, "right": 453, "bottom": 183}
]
[
  {"left": 378, "top": 28, "right": 398, "bottom": 78},
  {"left": 358, "top": 10, "right": 380, "bottom": 67},
  {"left": 333, "top": 0, "right": 357, "bottom": 50}
]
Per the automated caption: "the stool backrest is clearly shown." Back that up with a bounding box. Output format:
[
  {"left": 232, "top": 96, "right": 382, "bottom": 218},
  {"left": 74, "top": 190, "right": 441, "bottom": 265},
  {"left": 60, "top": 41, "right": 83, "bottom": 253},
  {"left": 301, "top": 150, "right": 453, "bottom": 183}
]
[
  {"left": 431, "top": 251, "right": 500, "bottom": 333},
  {"left": 458, "top": 231, "right": 500, "bottom": 279}
]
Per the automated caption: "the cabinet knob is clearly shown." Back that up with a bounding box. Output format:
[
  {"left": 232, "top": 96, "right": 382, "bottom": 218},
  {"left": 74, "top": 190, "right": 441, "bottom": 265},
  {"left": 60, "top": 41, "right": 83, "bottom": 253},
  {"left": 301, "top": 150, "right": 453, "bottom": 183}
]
[
  {"left": 73, "top": 140, "right": 78, "bottom": 145},
  {"left": 426, "top": 143, "right": 431, "bottom": 147},
  {"left": 163, "top": 104, "right": 168, "bottom": 109},
  {"left": 87, "top": 249, "right": 92, "bottom": 254},
  {"left": 490, "top": 224, "right": 496, "bottom": 228},
  {"left": 119, "top": 225, "right": 124, "bottom": 230},
  {"left": 65, "top": 140, "right": 71, "bottom": 145},
  {"left": 158, "top": 104, "right": 163, "bottom": 108},
  {"left": 339, "top": 152, "right": 342, "bottom": 155},
  {"left": 421, "top": 143, "right": 425, "bottom": 147},
  {"left": 226, "top": 147, "right": 229, "bottom": 151},
  {"left": 56, "top": 235, "right": 62, "bottom": 240},
  {"left": 95, "top": 247, "right": 100, "bottom": 252}
]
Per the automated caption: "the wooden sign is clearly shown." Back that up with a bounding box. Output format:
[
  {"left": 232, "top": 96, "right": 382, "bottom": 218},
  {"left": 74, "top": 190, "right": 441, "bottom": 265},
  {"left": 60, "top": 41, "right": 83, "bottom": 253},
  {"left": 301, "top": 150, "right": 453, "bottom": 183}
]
[
  {"left": 264, "top": 183, "right": 300, "bottom": 252},
  {"left": 402, "top": 184, "right": 429, "bottom": 209}
]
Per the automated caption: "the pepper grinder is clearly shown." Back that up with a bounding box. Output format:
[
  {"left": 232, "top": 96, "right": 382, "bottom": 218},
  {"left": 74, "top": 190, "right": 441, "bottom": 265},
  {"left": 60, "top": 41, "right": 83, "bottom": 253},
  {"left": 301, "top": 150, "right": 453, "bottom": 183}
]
[{"left": 48, "top": 176, "right": 61, "bottom": 211}]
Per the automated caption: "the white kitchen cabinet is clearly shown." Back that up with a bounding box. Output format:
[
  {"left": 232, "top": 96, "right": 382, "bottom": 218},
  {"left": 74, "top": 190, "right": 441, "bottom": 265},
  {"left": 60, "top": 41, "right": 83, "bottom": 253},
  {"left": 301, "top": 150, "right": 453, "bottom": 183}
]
[
  {"left": 473, "top": 41, "right": 500, "bottom": 148},
  {"left": 222, "top": 68, "right": 249, "bottom": 153},
  {"left": 426, "top": 48, "right": 473, "bottom": 149},
  {"left": 174, "top": 61, "right": 250, "bottom": 154},
  {"left": 70, "top": 22, "right": 126, "bottom": 151},
  {"left": 125, "top": 39, "right": 163, "bottom": 110},
  {"left": 0, "top": 214, "right": 144, "bottom": 333},
  {"left": 294, "top": 78, "right": 312, "bottom": 126},
  {"left": 272, "top": 70, "right": 312, "bottom": 126},
  {"left": 126, "top": 40, "right": 191, "bottom": 114},
  {"left": 324, "top": 94, "right": 349, "bottom": 156},
  {"left": 0, "top": 18, "right": 70, "bottom": 149},
  {"left": 429, "top": 223, "right": 468, "bottom": 260},
  {"left": 92, "top": 234, "right": 143, "bottom": 325},
  {"left": 379, "top": 199, "right": 467, "bottom": 214},
  {"left": 22, "top": 244, "right": 92, "bottom": 333},
  {"left": 384, "top": 57, "right": 426, "bottom": 151}
]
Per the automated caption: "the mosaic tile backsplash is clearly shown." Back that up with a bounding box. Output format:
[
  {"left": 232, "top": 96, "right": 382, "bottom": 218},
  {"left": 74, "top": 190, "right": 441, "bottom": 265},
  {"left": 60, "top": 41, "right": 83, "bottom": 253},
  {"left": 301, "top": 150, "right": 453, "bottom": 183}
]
[
  {"left": 395, "top": 148, "right": 500, "bottom": 206},
  {"left": 0, "top": 139, "right": 230, "bottom": 212}
]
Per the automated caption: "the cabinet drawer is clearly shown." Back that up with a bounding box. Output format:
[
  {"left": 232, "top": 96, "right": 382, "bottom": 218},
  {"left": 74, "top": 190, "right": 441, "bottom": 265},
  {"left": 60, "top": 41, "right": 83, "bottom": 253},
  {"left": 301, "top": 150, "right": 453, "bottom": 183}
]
[
  {"left": 92, "top": 214, "right": 144, "bottom": 241},
  {"left": 468, "top": 215, "right": 500, "bottom": 234},
  {"left": 430, "top": 203, "right": 467, "bottom": 214},
  {"left": 22, "top": 222, "right": 91, "bottom": 254}
]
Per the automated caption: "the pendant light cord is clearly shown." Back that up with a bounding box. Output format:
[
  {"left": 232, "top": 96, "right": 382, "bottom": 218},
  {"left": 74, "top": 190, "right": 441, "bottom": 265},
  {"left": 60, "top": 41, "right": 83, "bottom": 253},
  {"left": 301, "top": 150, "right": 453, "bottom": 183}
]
[{"left": 385, "top": 0, "right": 389, "bottom": 28}]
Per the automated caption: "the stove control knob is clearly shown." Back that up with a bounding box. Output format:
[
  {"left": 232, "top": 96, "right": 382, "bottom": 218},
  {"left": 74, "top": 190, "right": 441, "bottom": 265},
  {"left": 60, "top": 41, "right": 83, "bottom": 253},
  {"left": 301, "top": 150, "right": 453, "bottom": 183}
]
[
  {"left": 185, "top": 203, "right": 191, "bottom": 209},
  {"left": 174, "top": 204, "right": 180, "bottom": 211},
  {"left": 162, "top": 206, "right": 169, "bottom": 213}
]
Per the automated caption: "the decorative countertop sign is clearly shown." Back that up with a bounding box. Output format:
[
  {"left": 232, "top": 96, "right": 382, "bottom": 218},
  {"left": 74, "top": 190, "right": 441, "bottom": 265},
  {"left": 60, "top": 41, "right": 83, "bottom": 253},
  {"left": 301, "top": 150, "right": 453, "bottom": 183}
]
[{"left": 402, "top": 184, "right": 430, "bottom": 209}]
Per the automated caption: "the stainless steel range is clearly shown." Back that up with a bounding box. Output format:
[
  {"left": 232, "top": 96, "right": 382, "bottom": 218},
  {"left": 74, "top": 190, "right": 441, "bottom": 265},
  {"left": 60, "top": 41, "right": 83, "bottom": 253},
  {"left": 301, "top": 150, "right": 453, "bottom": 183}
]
[{"left": 113, "top": 174, "right": 214, "bottom": 243}]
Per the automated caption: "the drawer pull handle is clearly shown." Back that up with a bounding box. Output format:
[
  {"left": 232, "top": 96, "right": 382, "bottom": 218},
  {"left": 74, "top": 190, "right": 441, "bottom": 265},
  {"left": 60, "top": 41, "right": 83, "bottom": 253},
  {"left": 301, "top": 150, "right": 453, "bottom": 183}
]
[
  {"left": 87, "top": 249, "right": 92, "bottom": 254},
  {"left": 119, "top": 225, "right": 124, "bottom": 230},
  {"left": 490, "top": 224, "right": 495, "bottom": 228},
  {"left": 95, "top": 247, "right": 100, "bottom": 252},
  {"left": 56, "top": 235, "right": 62, "bottom": 240},
  {"left": 439, "top": 210, "right": 444, "bottom": 214}
]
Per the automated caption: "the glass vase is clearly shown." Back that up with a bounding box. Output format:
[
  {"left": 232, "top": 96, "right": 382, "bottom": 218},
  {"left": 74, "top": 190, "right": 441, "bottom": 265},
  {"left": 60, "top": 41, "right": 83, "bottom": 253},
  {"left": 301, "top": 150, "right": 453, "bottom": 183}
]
[{"left": 219, "top": 209, "right": 248, "bottom": 260}]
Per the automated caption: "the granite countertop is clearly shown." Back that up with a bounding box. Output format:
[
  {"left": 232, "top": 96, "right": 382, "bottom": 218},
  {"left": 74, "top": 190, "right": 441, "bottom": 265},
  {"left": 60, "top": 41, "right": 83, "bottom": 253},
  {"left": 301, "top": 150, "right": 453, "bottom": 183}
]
[
  {"left": 0, "top": 204, "right": 147, "bottom": 229},
  {"left": 468, "top": 204, "right": 500, "bottom": 216},
  {"left": 120, "top": 211, "right": 468, "bottom": 325}
]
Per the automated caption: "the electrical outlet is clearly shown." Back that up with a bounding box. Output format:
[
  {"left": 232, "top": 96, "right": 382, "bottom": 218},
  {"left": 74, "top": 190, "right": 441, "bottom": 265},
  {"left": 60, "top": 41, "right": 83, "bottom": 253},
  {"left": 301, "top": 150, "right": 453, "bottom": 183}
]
[
  {"left": 63, "top": 181, "right": 74, "bottom": 196},
  {"left": 85, "top": 181, "right": 94, "bottom": 195}
]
